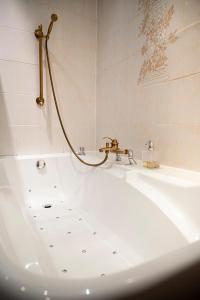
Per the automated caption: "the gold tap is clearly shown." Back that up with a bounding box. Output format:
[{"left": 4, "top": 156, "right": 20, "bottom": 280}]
[{"left": 99, "top": 137, "right": 128, "bottom": 155}]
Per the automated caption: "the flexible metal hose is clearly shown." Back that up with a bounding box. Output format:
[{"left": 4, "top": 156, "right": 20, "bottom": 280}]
[{"left": 45, "top": 39, "right": 108, "bottom": 167}]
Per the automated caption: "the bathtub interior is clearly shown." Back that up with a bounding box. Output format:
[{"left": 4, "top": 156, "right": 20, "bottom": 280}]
[{"left": 0, "top": 154, "right": 199, "bottom": 283}]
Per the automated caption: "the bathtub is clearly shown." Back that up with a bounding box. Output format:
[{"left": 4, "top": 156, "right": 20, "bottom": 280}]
[{"left": 0, "top": 152, "right": 200, "bottom": 300}]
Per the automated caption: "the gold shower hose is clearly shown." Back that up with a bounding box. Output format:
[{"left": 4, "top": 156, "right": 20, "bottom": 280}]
[{"left": 45, "top": 39, "right": 108, "bottom": 167}]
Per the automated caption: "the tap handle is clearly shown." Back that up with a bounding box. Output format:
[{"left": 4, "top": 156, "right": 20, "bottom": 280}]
[
  {"left": 102, "top": 137, "right": 118, "bottom": 147},
  {"left": 102, "top": 137, "right": 113, "bottom": 141},
  {"left": 145, "top": 140, "right": 154, "bottom": 151},
  {"left": 102, "top": 137, "right": 113, "bottom": 147},
  {"left": 128, "top": 149, "right": 137, "bottom": 165},
  {"left": 128, "top": 149, "right": 133, "bottom": 157}
]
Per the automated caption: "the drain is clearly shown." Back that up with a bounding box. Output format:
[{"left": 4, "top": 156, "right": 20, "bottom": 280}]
[
  {"left": 36, "top": 160, "right": 46, "bottom": 169},
  {"left": 20, "top": 286, "right": 26, "bottom": 292},
  {"left": 100, "top": 273, "right": 106, "bottom": 277},
  {"left": 43, "top": 204, "right": 52, "bottom": 208},
  {"left": 62, "top": 269, "right": 68, "bottom": 273}
]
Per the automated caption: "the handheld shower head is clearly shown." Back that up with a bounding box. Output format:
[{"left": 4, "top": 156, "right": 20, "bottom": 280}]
[
  {"left": 51, "top": 14, "right": 58, "bottom": 22},
  {"left": 46, "top": 14, "right": 58, "bottom": 40}
]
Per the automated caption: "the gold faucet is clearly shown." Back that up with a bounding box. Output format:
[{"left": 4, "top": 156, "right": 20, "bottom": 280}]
[{"left": 99, "top": 137, "right": 128, "bottom": 155}]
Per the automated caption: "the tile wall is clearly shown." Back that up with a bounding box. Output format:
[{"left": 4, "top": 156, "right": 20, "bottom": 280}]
[
  {"left": 96, "top": 0, "right": 200, "bottom": 171},
  {"left": 0, "top": 0, "right": 97, "bottom": 155}
]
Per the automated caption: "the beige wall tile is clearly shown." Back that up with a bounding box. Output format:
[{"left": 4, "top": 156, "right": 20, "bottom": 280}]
[
  {"left": 97, "top": 0, "right": 200, "bottom": 171},
  {"left": 0, "top": 0, "right": 97, "bottom": 155}
]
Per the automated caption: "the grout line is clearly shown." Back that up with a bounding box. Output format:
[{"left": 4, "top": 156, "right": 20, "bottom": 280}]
[
  {"left": 98, "top": 52, "right": 137, "bottom": 74},
  {"left": 176, "top": 20, "right": 200, "bottom": 35},
  {"left": 167, "top": 71, "right": 200, "bottom": 82},
  {"left": 0, "top": 91, "right": 37, "bottom": 96},
  {"left": 10, "top": 125, "right": 41, "bottom": 128},
  {"left": 157, "top": 122, "right": 200, "bottom": 126},
  {"left": 141, "top": 71, "right": 200, "bottom": 88},
  {"left": 0, "top": 24, "right": 35, "bottom": 34},
  {"left": 0, "top": 58, "right": 38, "bottom": 66}
]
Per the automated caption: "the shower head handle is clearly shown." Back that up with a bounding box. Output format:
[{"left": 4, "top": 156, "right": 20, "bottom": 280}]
[
  {"left": 46, "top": 14, "right": 58, "bottom": 39},
  {"left": 51, "top": 14, "right": 58, "bottom": 22}
]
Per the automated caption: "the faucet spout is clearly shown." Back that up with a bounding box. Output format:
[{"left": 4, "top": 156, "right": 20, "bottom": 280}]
[{"left": 99, "top": 137, "right": 128, "bottom": 155}]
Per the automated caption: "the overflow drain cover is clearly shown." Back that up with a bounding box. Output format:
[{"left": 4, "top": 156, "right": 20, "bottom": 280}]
[{"left": 43, "top": 204, "right": 52, "bottom": 208}]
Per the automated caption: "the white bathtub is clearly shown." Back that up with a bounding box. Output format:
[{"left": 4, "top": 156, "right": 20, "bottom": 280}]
[{"left": 0, "top": 152, "right": 200, "bottom": 300}]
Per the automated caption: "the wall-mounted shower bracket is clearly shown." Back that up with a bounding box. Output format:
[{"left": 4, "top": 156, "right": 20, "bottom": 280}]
[
  {"left": 35, "top": 24, "right": 45, "bottom": 107},
  {"left": 35, "top": 15, "right": 58, "bottom": 107}
]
